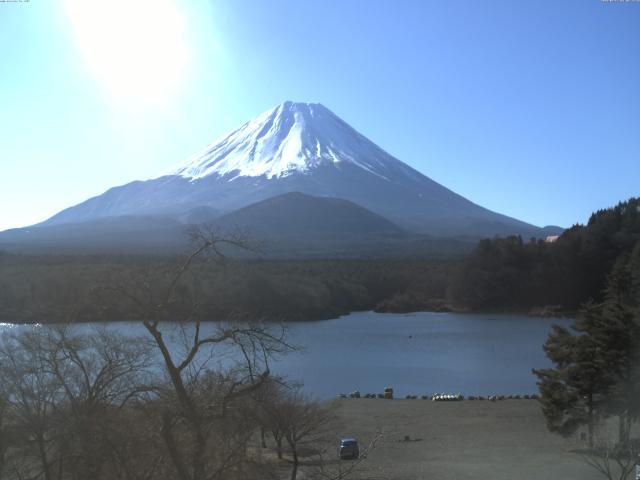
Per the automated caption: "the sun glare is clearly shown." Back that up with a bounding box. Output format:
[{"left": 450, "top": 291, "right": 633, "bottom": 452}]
[{"left": 65, "top": 0, "right": 190, "bottom": 106}]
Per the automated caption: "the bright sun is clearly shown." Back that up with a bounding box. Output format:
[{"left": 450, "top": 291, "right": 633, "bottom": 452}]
[{"left": 65, "top": 0, "right": 190, "bottom": 106}]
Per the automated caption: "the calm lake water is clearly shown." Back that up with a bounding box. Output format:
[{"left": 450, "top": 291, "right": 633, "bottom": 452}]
[{"left": 0, "top": 311, "right": 570, "bottom": 398}]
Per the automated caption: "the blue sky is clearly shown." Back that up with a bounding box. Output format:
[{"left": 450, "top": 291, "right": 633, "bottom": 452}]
[{"left": 1, "top": 0, "right": 638, "bottom": 231}]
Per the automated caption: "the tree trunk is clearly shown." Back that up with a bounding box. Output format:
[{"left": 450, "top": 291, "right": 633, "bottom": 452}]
[
  {"left": 191, "top": 425, "right": 207, "bottom": 480},
  {"left": 290, "top": 446, "right": 298, "bottom": 480},
  {"left": 0, "top": 434, "right": 5, "bottom": 480},
  {"left": 161, "top": 412, "right": 191, "bottom": 480},
  {"left": 587, "top": 394, "right": 594, "bottom": 448},
  {"left": 260, "top": 427, "right": 267, "bottom": 448},
  {"left": 617, "top": 412, "right": 631, "bottom": 447},
  {"left": 36, "top": 434, "right": 52, "bottom": 480},
  {"left": 146, "top": 322, "right": 206, "bottom": 480}
]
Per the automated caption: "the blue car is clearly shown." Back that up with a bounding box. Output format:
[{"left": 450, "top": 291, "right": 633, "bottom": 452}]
[{"left": 339, "top": 437, "right": 360, "bottom": 459}]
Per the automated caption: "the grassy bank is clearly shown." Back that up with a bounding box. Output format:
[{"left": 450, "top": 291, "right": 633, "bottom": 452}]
[{"left": 296, "top": 399, "right": 602, "bottom": 480}]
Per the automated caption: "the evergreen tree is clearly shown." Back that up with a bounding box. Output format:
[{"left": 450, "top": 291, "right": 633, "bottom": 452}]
[
  {"left": 594, "top": 247, "right": 640, "bottom": 445},
  {"left": 534, "top": 242, "right": 640, "bottom": 447},
  {"left": 533, "top": 314, "right": 613, "bottom": 446}
]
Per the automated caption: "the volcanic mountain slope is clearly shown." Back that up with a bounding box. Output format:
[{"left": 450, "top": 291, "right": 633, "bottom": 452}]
[
  {"left": 0, "top": 215, "right": 188, "bottom": 254},
  {"left": 38, "top": 101, "right": 558, "bottom": 239}
]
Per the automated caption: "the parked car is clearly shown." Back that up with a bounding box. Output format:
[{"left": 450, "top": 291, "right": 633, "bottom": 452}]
[{"left": 338, "top": 437, "right": 360, "bottom": 459}]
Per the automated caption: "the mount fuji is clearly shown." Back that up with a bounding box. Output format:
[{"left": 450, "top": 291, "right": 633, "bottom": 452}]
[
  {"left": 2, "top": 102, "right": 561, "bottom": 254},
  {"left": 41, "top": 102, "right": 553, "bottom": 236}
]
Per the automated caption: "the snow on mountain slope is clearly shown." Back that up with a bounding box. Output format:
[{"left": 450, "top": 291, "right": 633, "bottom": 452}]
[
  {"left": 36, "top": 101, "right": 552, "bottom": 239},
  {"left": 163, "top": 101, "right": 403, "bottom": 181}
]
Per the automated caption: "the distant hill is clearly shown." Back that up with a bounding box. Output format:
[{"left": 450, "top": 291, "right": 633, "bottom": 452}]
[
  {"left": 213, "top": 192, "right": 404, "bottom": 237},
  {"left": 208, "top": 192, "right": 474, "bottom": 258}
]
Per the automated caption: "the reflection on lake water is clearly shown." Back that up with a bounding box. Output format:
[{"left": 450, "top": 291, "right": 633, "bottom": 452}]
[{"left": 0, "top": 311, "right": 570, "bottom": 398}]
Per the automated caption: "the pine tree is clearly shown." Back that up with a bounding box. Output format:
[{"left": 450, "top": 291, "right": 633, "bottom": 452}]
[
  {"left": 533, "top": 315, "right": 613, "bottom": 446},
  {"left": 593, "top": 247, "right": 640, "bottom": 446},
  {"left": 534, "top": 241, "right": 640, "bottom": 447}
]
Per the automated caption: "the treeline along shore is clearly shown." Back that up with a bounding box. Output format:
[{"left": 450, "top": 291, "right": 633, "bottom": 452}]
[
  {"left": 0, "top": 254, "right": 453, "bottom": 323},
  {"left": 0, "top": 197, "right": 638, "bottom": 324}
]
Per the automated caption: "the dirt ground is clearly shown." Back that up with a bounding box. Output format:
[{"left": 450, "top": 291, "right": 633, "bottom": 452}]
[{"left": 312, "top": 398, "right": 604, "bottom": 480}]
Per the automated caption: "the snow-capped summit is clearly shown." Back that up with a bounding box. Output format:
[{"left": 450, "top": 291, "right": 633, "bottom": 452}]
[{"left": 165, "top": 101, "right": 400, "bottom": 181}]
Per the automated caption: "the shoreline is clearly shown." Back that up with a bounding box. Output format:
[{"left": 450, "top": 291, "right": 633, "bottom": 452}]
[{"left": 0, "top": 306, "right": 574, "bottom": 325}]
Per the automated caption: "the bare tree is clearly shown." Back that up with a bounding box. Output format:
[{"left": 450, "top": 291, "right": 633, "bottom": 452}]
[
  {"left": 0, "top": 329, "right": 61, "bottom": 480},
  {"left": 105, "top": 226, "right": 293, "bottom": 480},
  {"left": 257, "top": 384, "right": 384, "bottom": 480},
  {"left": 578, "top": 422, "right": 639, "bottom": 480},
  {"left": 284, "top": 396, "right": 333, "bottom": 480},
  {"left": 41, "top": 327, "right": 153, "bottom": 479},
  {"left": 250, "top": 377, "right": 292, "bottom": 459},
  {"left": 0, "top": 391, "right": 9, "bottom": 479},
  {"left": 256, "top": 387, "right": 334, "bottom": 480},
  {"left": 0, "top": 326, "right": 153, "bottom": 480}
]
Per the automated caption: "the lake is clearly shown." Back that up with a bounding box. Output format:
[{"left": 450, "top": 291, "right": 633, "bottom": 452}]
[{"left": 0, "top": 311, "right": 570, "bottom": 398}]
